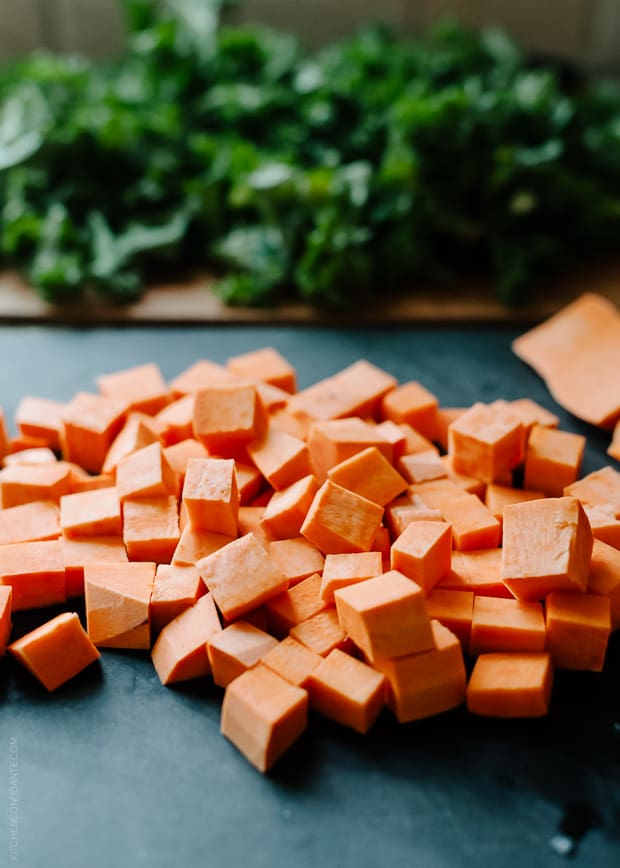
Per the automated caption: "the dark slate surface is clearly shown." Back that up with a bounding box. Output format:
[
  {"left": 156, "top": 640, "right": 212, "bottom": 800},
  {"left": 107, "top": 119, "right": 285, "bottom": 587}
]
[{"left": 0, "top": 324, "right": 618, "bottom": 868}]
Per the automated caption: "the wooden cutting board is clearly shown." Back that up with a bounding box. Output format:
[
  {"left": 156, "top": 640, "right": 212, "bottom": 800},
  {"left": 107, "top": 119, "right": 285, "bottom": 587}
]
[{"left": 0, "top": 259, "right": 619, "bottom": 325}]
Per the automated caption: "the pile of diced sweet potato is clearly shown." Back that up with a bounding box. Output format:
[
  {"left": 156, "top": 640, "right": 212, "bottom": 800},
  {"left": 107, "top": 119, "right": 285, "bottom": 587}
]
[{"left": 1, "top": 346, "right": 619, "bottom": 773}]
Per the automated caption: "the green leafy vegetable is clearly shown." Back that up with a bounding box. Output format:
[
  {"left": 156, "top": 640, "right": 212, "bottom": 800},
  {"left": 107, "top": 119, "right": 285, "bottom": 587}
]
[{"left": 0, "top": 0, "right": 619, "bottom": 307}]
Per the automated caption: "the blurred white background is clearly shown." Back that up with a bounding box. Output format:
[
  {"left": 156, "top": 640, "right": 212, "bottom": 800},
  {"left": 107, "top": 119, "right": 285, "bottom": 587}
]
[{"left": 0, "top": 0, "right": 619, "bottom": 68}]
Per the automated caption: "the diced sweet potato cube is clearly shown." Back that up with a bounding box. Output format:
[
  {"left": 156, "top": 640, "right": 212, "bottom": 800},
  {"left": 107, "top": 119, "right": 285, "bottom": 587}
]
[
  {"left": 501, "top": 496, "right": 593, "bottom": 601},
  {"left": 193, "top": 383, "right": 266, "bottom": 454},
  {"left": 381, "top": 381, "right": 439, "bottom": 441},
  {"left": 15, "top": 396, "right": 66, "bottom": 451},
  {"left": 171, "top": 525, "right": 233, "bottom": 567},
  {"left": 234, "top": 462, "right": 264, "bottom": 505},
  {"left": 61, "top": 392, "right": 128, "bottom": 473},
  {"left": 150, "top": 564, "right": 206, "bottom": 634},
  {"left": 328, "top": 446, "right": 407, "bottom": 507},
  {"left": 399, "top": 450, "right": 447, "bottom": 485},
  {"left": 287, "top": 360, "right": 396, "bottom": 423},
  {"left": 307, "top": 648, "right": 385, "bottom": 734},
  {"left": 155, "top": 395, "right": 196, "bottom": 447},
  {"left": 97, "top": 363, "right": 171, "bottom": 416},
  {"left": 207, "top": 622, "right": 278, "bottom": 687},
  {"left": 265, "top": 573, "right": 328, "bottom": 637},
  {"left": 300, "top": 480, "right": 384, "bottom": 555},
  {"left": 260, "top": 636, "right": 322, "bottom": 687},
  {"left": 227, "top": 347, "right": 297, "bottom": 394},
  {"left": 169, "top": 359, "right": 237, "bottom": 397},
  {"left": 123, "top": 496, "right": 180, "bottom": 564},
  {"left": 116, "top": 442, "right": 178, "bottom": 502},
  {"left": 0, "top": 585, "right": 12, "bottom": 653},
  {"left": 0, "top": 462, "right": 73, "bottom": 508},
  {"left": 163, "top": 439, "right": 209, "bottom": 487},
  {"left": 470, "top": 597, "right": 546, "bottom": 656},
  {"left": 440, "top": 455, "right": 486, "bottom": 497},
  {"left": 390, "top": 521, "right": 452, "bottom": 594},
  {"left": 261, "top": 475, "right": 318, "bottom": 540},
  {"left": 448, "top": 402, "right": 524, "bottom": 484},
  {"left": 440, "top": 549, "right": 511, "bottom": 598},
  {"left": 289, "top": 609, "right": 350, "bottom": 657},
  {"left": 3, "top": 447, "right": 58, "bottom": 467},
  {"left": 60, "top": 487, "right": 122, "bottom": 538},
  {"left": 267, "top": 538, "right": 325, "bottom": 586},
  {"left": 0, "top": 500, "right": 60, "bottom": 545},
  {"left": 247, "top": 426, "right": 309, "bottom": 490},
  {"left": 466, "top": 652, "right": 553, "bottom": 717},
  {"left": 374, "top": 420, "right": 407, "bottom": 462},
  {"left": 320, "top": 552, "right": 383, "bottom": 603},
  {"left": 397, "top": 423, "right": 439, "bottom": 457},
  {"left": 584, "top": 505, "right": 620, "bottom": 550},
  {"left": 565, "top": 466, "right": 620, "bottom": 518},
  {"left": 545, "top": 591, "right": 610, "bottom": 671},
  {"left": 238, "top": 506, "right": 274, "bottom": 549},
  {"left": 0, "top": 539, "right": 66, "bottom": 610},
  {"left": 588, "top": 539, "right": 620, "bottom": 630},
  {"left": 221, "top": 664, "right": 308, "bottom": 772},
  {"left": 523, "top": 425, "right": 585, "bottom": 496},
  {"left": 182, "top": 457, "right": 239, "bottom": 536},
  {"left": 198, "top": 533, "right": 288, "bottom": 621},
  {"left": 151, "top": 593, "right": 222, "bottom": 684},
  {"left": 439, "top": 494, "right": 500, "bottom": 551},
  {"left": 484, "top": 483, "right": 544, "bottom": 526},
  {"left": 385, "top": 494, "right": 444, "bottom": 538},
  {"left": 334, "top": 569, "right": 434, "bottom": 663},
  {"left": 62, "top": 534, "right": 128, "bottom": 598},
  {"left": 508, "top": 398, "right": 559, "bottom": 436},
  {"left": 8, "top": 612, "right": 99, "bottom": 692},
  {"left": 308, "top": 418, "right": 393, "bottom": 483},
  {"left": 425, "top": 589, "right": 474, "bottom": 650},
  {"left": 85, "top": 561, "right": 155, "bottom": 649},
  {"left": 102, "top": 412, "right": 162, "bottom": 475},
  {"left": 374, "top": 621, "right": 466, "bottom": 723},
  {"left": 409, "top": 478, "right": 465, "bottom": 510}
]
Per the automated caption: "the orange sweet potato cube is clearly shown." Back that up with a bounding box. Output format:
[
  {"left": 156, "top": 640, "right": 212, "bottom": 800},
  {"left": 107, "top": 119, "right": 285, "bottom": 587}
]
[
  {"left": 150, "top": 563, "right": 206, "bottom": 634},
  {"left": 435, "top": 408, "right": 466, "bottom": 452},
  {"left": 545, "top": 591, "right": 610, "bottom": 671},
  {"left": 334, "top": 569, "right": 434, "bottom": 663},
  {"left": 261, "top": 475, "right": 318, "bottom": 539},
  {"left": 441, "top": 548, "right": 511, "bottom": 598},
  {"left": 501, "top": 496, "right": 593, "bottom": 601},
  {"left": 123, "top": 496, "right": 180, "bottom": 564},
  {"left": 234, "top": 462, "right": 264, "bottom": 505},
  {"left": 151, "top": 592, "right": 222, "bottom": 684},
  {"left": 289, "top": 609, "right": 350, "bottom": 657},
  {"left": 102, "top": 412, "right": 162, "bottom": 475},
  {"left": 169, "top": 359, "right": 237, "bottom": 398},
  {"left": 425, "top": 589, "right": 474, "bottom": 650},
  {"left": 374, "top": 620, "right": 466, "bottom": 723},
  {"left": 439, "top": 494, "right": 501, "bottom": 551},
  {"left": 0, "top": 585, "right": 12, "bottom": 653},
  {"left": 300, "top": 480, "right": 384, "bottom": 555},
  {"left": 182, "top": 457, "right": 239, "bottom": 536},
  {"left": 60, "top": 487, "right": 122, "bottom": 538},
  {"left": 15, "top": 396, "right": 67, "bottom": 452},
  {"left": 61, "top": 392, "right": 128, "bottom": 473},
  {"left": 61, "top": 534, "right": 128, "bottom": 598},
  {"left": 308, "top": 418, "right": 394, "bottom": 483},
  {"left": 154, "top": 395, "right": 196, "bottom": 447},
  {"left": 565, "top": 466, "right": 620, "bottom": 517},
  {"left": 0, "top": 539, "right": 66, "bottom": 610},
  {"left": 523, "top": 425, "right": 585, "bottom": 496},
  {"left": 97, "top": 363, "right": 171, "bottom": 416},
  {"left": 221, "top": 664, "right": 308, "bottom": 772},
  {"left": 265, "top": 573, "right": 328, "bottom": 637},
  {"left": 260, "top": 636, "right": 322, "bottom": 687},
  {"left": 508, "top": 398, "right": 559, "bottom": 436},
  {"left": 390, "top": 521, "right": 452, "bottom": 594},
  {"left": 374, "top": 420, "right": 408, "bottom": 463},
  {"left": 0, "top": 500, "right": 60, "bottom": 545},
  {"left": 470, "top": 597, "right": 546, "bottom": 656},
  {"left": 227, "top": 347, "right": 297, "bottom": 394},
  {"left": 163, "top": 439, "right": 209, "bottom": 487},
  {"left": 193, "top": 383, "right": 266, "bottom": 454},
  {"left": 197, "top": 533, "right": 288, "bottom": 621},
  {"left": 584, "top": 505, "right": 620, "bottom": 550},
  {"left": 116, "top": 442, "right": 178, "bottom": 502},
  {"left": 327, "top": 446, "right": 407, "bottom": 506},
  {"left": 320, "top": 552, "right": 382, "bottom": 603},
  {"left": 3, "top": 447, "right": 57, "bottom": 467},
  {"left": 8, "top": 612, "right": 99, "bottom": 692},
  {"left": 448, "top": 402, "right": 524, "bottom": 484},
  {"left": 85, "top": 561, "right": 155, "bottom": 649},
  {"left": 399, "top": 450, "right": 447, "bottom": 485},
  {"left": 247, "top": 426, "right": 310, "bottom": 490},
  {"left": 380, "top": 381, "right": 439, "bottom": 441},
  {"left": 588, "top": 539, "right": 620, "bottom": 630},
  {"left": 484, "top": 483, "right": 544, "bottom": 526},
  {"left": 287, "top": 360, "right": 396, "bottom": 423},
  {"left": 171, "top": 525, "right": 233, "bottom": 566},
  {"left": 307, "top": 648, "right": 385, "bottom": 734},
  {"left": 267, "top": 538, "right": 325, "bottom": 586},
  {"left": 0, "top": 462, "right": 73, "bottom": 508},
  {"left": 466, "top": 652, "right": 553, "bottom": 717},
  {"left": 207, "top": 621, "right": 278, "bottom": 687}
]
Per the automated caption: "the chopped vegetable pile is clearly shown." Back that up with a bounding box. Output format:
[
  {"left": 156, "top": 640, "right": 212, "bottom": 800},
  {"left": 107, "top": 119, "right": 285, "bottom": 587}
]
[
  {"left": 1, "top": 322, "right": 619, "bottom": 771},
  {"left": 1, "top": 0, "right": 620, "bottom": 307}
]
